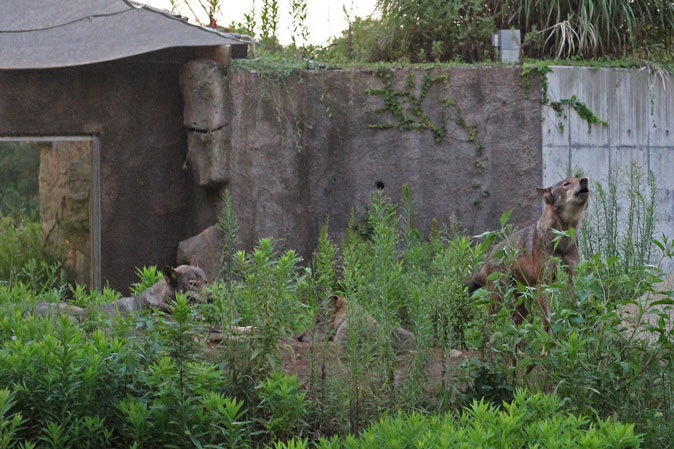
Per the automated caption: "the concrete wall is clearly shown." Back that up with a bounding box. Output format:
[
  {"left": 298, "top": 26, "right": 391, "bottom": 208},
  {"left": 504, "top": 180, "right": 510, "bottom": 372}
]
[
  {"left": 543, "top": 66, "right": 674, "bottom": 269},
  {"left": 0, "top": 49, "right": 203, "bottom": 292},
  {"left": 181, "top": 63, "right": 544, "bottom": 261}
]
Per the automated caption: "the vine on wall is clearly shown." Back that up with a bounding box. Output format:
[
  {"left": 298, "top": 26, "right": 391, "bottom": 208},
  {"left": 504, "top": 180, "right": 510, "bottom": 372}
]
[
  {"left": 366, "top": 68, "right": 449, "bottom": 143},
  {"left": 521, "top": 63, "right": 608, "bottom": 134},
  {"left": 365, "top": 67, "right": 490, "bottom": 206}
]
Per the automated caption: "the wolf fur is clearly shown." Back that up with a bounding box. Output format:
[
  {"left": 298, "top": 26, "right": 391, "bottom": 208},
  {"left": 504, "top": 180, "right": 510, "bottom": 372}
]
[
  {"left": 35, "top": 265, "right": 208, "bottom": 320},
  {"left": 468, "top": 177, "right": 590, "bottom": 326},
  {"left": 295, "top": 295, "right": 417, "bottom": 355}
]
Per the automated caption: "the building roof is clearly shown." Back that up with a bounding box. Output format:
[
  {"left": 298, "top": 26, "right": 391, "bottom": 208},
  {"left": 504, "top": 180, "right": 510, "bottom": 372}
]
[{"left": 0, "top": 0, "right": 246, "bottom": 69}]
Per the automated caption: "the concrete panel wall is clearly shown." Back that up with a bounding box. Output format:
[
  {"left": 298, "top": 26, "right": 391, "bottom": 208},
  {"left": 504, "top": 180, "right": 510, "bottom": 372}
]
[{"left": 543, "top": 66, "right": 674, "bottom": 270}]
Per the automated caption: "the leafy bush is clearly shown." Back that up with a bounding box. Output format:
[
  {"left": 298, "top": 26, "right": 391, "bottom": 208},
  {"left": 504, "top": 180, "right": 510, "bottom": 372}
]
[
  {"left": 490, "top": 0, "right": 674, "bottom": 59},
  {"left": 129, "top": 266, "right": 163, "bottom": 296},
  {"left": 0, "top": 217, "right": 63, "bottom": 293},
  {"left": 0, "top": 388, "right": 25, "bottom": 449},
  {"left": 377, "top": 0, "right": 495, "bottom": 63},
  {"left": 276, "top": 391, "right": 642, "bottom": 449},
  {"left": 325, "top": 0, "right": 495, "bottom": 63},
  {"left": 204, "top": 238, "right": 312, "bottom": 400},
  {"left": 257, "top": 372, "right": 307, "bottom": 441},
  {"left": 0, "top": 178, "right": 671, "bottom": 448},
  {"left": 0, "top": 142, "right": 41, "bottom": 221},
  {"left": 0, "top": 287, "right": 252, "bottom": 449}
]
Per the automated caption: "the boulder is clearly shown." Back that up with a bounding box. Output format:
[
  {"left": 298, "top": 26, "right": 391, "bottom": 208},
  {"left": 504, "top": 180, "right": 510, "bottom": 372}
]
[{"left": 177, "top": 225, "right": 223, "bottom": 281}]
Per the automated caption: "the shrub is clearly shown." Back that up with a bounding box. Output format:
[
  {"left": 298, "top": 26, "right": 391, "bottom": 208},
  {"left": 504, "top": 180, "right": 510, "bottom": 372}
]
[
  {"left": 257, "top": 371, "right": 307, "bottom": 441},
  {"left": 326, "top": 0, "right": 495, "bottom": 63},
  {"left": 204, "top": 238, "right": 312, "bottom": 400},
  {"left": 0, "top": 217, "right": 63, "bottom": 293},
  {"left": 129, "top": 266, "right": 163, "bottom": 296},
  {"left": 490, "top": 0, "right": 674, "bottom": 59},
  {"left": 0, "top": 142, "right": 40, "bottom": 221},
  {"left": 377, "top": 0, "right": 495, "bottom": 63},
  {"left": 276, "top": 391, "right": 642, "bottom": 449}
]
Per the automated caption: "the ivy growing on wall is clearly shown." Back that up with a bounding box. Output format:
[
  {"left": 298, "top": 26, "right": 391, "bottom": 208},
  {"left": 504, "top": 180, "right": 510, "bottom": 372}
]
[
  {"left": 521, "top": 62, "right": 608, "bottom": 134},
  {"left": 366, "top": 67, "right": 449, "bottom": 143},
  {"left": 365, "top": 67, "right": 490, "bottom": 206}
]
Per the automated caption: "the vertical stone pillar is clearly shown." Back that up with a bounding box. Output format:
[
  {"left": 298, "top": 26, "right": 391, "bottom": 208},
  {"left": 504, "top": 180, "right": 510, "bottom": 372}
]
[
  {"left": 39, "top": 141, "right": 93, "bottom": 286},
  {"left": 179, "top": 59, "right": 232, "bottom": 188}
]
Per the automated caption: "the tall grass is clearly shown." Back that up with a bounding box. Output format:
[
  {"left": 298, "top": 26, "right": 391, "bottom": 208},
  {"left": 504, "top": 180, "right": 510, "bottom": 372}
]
[
  {"left": 0, "top": 177, "right": 671, "bottom": 447},
  {"left": 579, "top": 163, "right": 658, "bottom": 300},
  {"left": 0, "top": 216, "right": 64, "bottom": 293},
  {"left": 489, "top": 0, "right": 674, "bottom": 58}
]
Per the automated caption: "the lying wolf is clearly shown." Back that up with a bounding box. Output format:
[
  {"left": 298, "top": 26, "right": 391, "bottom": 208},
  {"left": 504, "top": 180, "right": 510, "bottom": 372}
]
[
  {"left": 36, "top": 265, "right": 208, "bottom": 319},
  {"left": 295, "top": 295, "right": 417, "bottom": 355},
  {"left": 289, "top": 295, "right": 477, "bottom": 394},
  {"left": 468, "top": 177, "right": 590, "bottom": 326}
]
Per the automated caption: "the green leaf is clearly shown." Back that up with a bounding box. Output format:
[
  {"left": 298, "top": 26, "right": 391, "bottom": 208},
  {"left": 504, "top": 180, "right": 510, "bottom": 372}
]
[{"left": 500, "top": 210, "right": 513, "bottom": 228}]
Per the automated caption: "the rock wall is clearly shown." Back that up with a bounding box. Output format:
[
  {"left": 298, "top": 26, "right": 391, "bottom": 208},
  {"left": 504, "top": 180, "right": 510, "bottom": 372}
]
[
  {"left": 180, "top": 62, "right": 544, "bottom": 259},
  {"left": 39, "top": 141, "right": 93, "bottom": 286}
]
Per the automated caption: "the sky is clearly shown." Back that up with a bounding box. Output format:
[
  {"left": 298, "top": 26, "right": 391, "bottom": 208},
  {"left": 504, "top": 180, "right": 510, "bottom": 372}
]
[{"left": 143, "top": 0, "right": 378, "bottom": 46}]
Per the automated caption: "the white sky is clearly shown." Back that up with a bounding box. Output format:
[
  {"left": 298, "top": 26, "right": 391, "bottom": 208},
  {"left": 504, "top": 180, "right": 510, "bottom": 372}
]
[{"left": 143, "top": 0, "right": 378, "bottom": 46}]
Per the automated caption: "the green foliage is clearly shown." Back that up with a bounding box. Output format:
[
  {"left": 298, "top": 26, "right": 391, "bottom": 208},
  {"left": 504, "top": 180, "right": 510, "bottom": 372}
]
[
  {"left": 339, "top": 190, "right": 486, "bottom": 427},
  {"left": 471, "top": 176, "right": 672, "bottom": 447},
  {"left": 0, "top": 217, "right": 63, "bottom": 293},
  {"left": 278, "top": 392, "right": 642, "bottom": 448},
  {"left": 579, "top": 163, "right": 658, "bottom": 299},
  {"left": 0, "top": 388, "right": 25, "bottom": 449},
  {"left": 0, "top": 178, "right": 671, "bottom": 447},
  {"left": 321, "top": 0, "right": 495, "bottom": 63},
  {"left": 490, "top": 0, "right": 674, "bottom": 60},
  {"left": 551, "top": 95, "right": 608, "bottom": 131},
  {"left": 0, "top": 142, "right": 40, "bottom": 221},
  {"left": 376, "top": 0, "right": 495, "bottom": 63},
  {"left": 0, "top": 283, "right": 253, "bottom": 449},
  {"left": 260, "top": 0, "right": 280, "bottom": 47},
  {"left": 317, "top": 17, "right": 386, "bottom": 64},
  {"left": 257, "top": 372, "right": 307, "bottom": 441},
  {"left": 232, "top": 52, "right": 307, "bottom": 79},
  {"left": 366, "top": 68, "right": 449, "bottom": 142},
  {"left": 204, "top": 238, "right": 311, "bottom": 400},
  {"left": 289, "top": 0, "right": 310, "bottom": 52},
  {"left": 129, "top": 266, "right": 163, "bottom": 296}
]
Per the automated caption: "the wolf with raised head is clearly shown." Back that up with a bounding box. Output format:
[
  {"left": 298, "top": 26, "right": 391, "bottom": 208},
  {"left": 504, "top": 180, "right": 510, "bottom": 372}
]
[{"left": 468, "top": 177, "right": 590, "bottom": 326}]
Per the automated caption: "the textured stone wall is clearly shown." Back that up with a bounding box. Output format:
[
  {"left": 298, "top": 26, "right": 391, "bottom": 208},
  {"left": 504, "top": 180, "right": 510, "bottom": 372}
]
[
  {"left": 181, "top": 62, "right": 544, "bottom": 260},
  {"left": 39, "top": 141, "right": 93, "bottom": 286}
]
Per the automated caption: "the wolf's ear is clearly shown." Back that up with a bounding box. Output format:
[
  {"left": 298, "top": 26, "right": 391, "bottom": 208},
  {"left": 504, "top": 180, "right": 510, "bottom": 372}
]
[
  {"left": 162, "top": 265, "right": 179, "bottom": 286},
  {"left": 334, "top": 296, "right": 346, "bottom": 310},
  {"left": 536, "top": 187, "right": 555, "bottom": 205}
]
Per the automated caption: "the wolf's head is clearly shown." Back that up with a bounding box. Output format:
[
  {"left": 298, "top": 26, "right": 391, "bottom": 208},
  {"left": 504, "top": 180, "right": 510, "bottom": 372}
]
[
  {"left": 537, "top": 177, "right": 590, "bottom": 228},
  {"left": 296, "top": 295, "right": 347, "bottom": 343},
  {"left": 161, "top": 265, "right": 208, "bottom": 302}
]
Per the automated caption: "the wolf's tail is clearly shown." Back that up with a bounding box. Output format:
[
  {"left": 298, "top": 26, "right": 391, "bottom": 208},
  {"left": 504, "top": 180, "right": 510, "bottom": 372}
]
[{"left": 467, "top": 272, "right": 485, "bottom": 295}]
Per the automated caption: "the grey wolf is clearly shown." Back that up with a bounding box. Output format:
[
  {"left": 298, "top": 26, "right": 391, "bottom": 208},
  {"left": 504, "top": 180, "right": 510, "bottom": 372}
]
[
  {"left": 468, "top": 177, "right": 590, "bottom": 326},
  {"left": 36, "top": 265, "right": 208, "bottom": 319}
]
